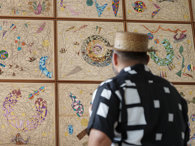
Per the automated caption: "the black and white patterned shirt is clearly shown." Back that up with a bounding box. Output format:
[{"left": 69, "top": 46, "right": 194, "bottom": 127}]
[{"left": 87, "top": 64, "right": 189, "bottom": 146}]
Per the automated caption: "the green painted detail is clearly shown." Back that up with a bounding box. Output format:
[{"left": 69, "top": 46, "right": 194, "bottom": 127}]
[
  {"left": 149, "top": 39, "right": 174, "bottom": 66},
  {"left": 176, "top": 46, "right": 185, "bottom": 77}
]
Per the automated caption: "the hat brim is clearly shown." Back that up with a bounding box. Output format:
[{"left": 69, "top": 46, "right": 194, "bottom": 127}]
[{"left": 106, "top": 45, "right": 157, "bottom": 52}]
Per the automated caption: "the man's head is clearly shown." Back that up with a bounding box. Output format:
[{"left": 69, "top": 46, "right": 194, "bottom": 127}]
[{"left": 110, "top": 32, "right": 153, "bottom": 74}]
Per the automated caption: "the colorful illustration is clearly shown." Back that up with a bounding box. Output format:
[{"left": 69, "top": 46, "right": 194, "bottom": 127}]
[
  {"left": 58, "top": 21, "right": 123, "bottom": 81},
  {"left": 152, "top": 3, "right": 160, "bottom": 18},
  {"left": 11, "top": 133, "right": 30, "bottom": 145},
  {"left": 69, "top": 93, "right": 84, "bottom": 117},
  {"left": 28, "top": 0, "right": 51, "bottom": 15},
  {"left": 0, "top": 83, "right": 55, "bottom": 146},
  {"left": 57, "top": 0, "right": 123, "bottom": 19},
  {"left": 127, "top": 23, "right": 195, "bottom": 82},
  {"left": 150, "top": 39, "right": 174, "bottom": 67},
  {"left": 126, "top": 0, "right": 190, "bottom": 21},
  {"left": 132, "top": 1, "right": 147, "bottom": 13},
  {"left": 68, "top": 125, "right": 74, "bottom": 135},
  {"left": 81, "top": 35, "right": 112, "bottom": 67},
  {"left": 3, "top": 89, "right": 47, "bottom": 132},
  {"left": 28, "top": 86, "right": 45, "bottom": 100},
  {"left": 0, "top": 20, "right": 54, "bottom": 80},
  {"left": 15, "top": 36, "right": 26, "bottom": 51},
  {"left": 0, "top": 0, "right": 53, "bottom": 17},
  {"left": 112, "top": 0, "right": 120, "bottom": 16},
  {"left": 0, "top": 50, "right": 8, "bottom": 60},
  {"left": 95, "top": 0, "right": 108, "bottom": 17},
  {"left": 39, "top": 56, "right": 53, "bottom": 78}
]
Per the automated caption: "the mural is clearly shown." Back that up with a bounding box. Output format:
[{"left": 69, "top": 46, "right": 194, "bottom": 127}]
[
  {"left": 58, "top": 83, "right": 98, "bottom": 146},
  {"left": 0, "top": 0, "right": 53, "bottom": 17},
  {"left": 127, "top": 23, "right": 195, "bottom": 82},
  {"left": 126, "top": 0, "right": 190, "bottom": 21},
  {"left": 176, "top": 85, "right": 195, "bottom": 146},
  {"left": 57, "top": 0, "right": 123, "bottom": 19},
  {"left": 57, "top": 21, "right": 124, "bottom": 81},
  {"left": 0, "top": 20, "right": 54, "bottom": 80},
  {"left": 0, "top": 0, "right": 194, "bottom": 145},
  {"left": 0, "top": 83, "right": 56, "bottom": 146}
]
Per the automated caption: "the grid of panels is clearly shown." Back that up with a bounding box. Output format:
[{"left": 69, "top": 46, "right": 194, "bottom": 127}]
[{"left": 0, "top": 0, "right": 195, "bottom": 146}]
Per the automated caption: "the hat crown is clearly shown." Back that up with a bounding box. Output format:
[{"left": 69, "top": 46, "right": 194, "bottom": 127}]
[{"left": 114, "top": 32, "right": 149, "bottom": 52}]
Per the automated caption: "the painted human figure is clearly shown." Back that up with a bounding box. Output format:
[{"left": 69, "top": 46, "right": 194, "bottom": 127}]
[{"left": 12, "top": 133, "right": 30, "bottom": 145}]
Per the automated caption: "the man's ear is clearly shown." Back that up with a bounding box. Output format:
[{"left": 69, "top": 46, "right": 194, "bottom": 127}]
[
  {"left": 146, "top": 54, "right": 150, "bottom": 65},
  {"left": 113, "top": 52, "right": 118, "bottom": 66}
]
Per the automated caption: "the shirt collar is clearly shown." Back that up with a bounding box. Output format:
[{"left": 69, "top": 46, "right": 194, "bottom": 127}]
[{"left": 122, "top": 64, "right": 151, "bottom": 73}]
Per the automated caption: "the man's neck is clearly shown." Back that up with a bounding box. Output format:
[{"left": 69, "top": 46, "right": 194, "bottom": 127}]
[{"left": 118, "top": 61, "right": 145, "bottom": 73}]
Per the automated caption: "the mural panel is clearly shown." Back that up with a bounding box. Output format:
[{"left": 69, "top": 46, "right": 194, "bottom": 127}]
[
  {"left": 0, "top": 0, "right": 53, "bottom": 17},
  {"left": 58, "top": 21, "right": 124, "bottom": 81},
  {"left": 126, "top": 0, "right": 190, "bottom": 21},
  {"left": 57, "top": 0, "right": 123, "bottom": 19},
  {"left": 0, "top": 83, "right": 56, "bottom": 146},
  {"left": 58, "top": 83, "right": 98, "bottom": 146},
  {"left": 0, "top": 20, "right": 54, "bottom": 80},
  {"left": 127, "top": 23, "right": 195, "bottom": 82}
]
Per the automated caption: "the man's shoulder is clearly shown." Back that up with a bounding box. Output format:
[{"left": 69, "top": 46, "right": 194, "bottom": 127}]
[{"left": 98, "top": 76, "right": 121, "bottom": 91}]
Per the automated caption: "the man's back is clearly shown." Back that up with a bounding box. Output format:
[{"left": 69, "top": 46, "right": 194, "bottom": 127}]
[{"left": 88, "top": 64, "right": 189, "bottom": 146}]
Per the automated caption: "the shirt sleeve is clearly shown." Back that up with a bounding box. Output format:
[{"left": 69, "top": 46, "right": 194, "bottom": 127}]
[{"left": 87, "top": 82, "right": 120, "bottom": 141}]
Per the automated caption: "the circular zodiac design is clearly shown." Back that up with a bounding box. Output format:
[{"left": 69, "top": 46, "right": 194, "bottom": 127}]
[
  {"left": 3, "top": 89, "right": 47, "bottom": 132},
  {"left": 0, "top": 50, "right": 8, "bottom": 60},
  {"left": 81, "top": 35, "right": 112, "bottom": 67},
  {"left": 132, "top": 1, "right": 147, "bottom": 13}
]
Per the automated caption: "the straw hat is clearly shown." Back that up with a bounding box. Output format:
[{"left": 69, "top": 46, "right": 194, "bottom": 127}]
[{"left": 110, "top": 31, "right": 155, "bottom": 52}]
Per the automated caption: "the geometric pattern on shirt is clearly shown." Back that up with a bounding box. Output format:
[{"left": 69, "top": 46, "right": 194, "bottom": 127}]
[
  {"left": 155, "top": 133, "right": 163, "bottom": 141},
  {"left": 124, "top": 66, "right": 131, "bottom": 72},
  {"left": 97, "top": 102, "right": 109, "bottom": 118},
  {"left": 125, "top": 130, "right": 144, "bottom": 145},
  {"left": 127, "top": 107, "right": 147, "bottom": 126},
  {"left": 124, "top": 88, "right": 141, "bottom": 105},
  {"left": 148, "top": 80, "right": 154, "bottom": 83},
  {"left": 168, "top": 113, "right": 174, "bottom": 122},
  {"left": 144, "top": 65, "right": 150, "bottom": 72},
  {"left": 154, "top": 100, "right": 160, "bottom": 108},
  {"left": 127, "top": 70, "right": 137, "bottom": 74},
  {"left": 120, "top": 80, "right": 136, "bottom": 87},
  {"left": 178, "top": 103, "right": 182, "bottom": 111},
  {"left": 115, "top": 90, "right": 122, "bottom": 109},
  {"left": 113, "top": 121, "right": 122, "bottom": 142},
  {"left": 181, "top": 132, "right": 185, "bottom": 140},
  {"left": 164, "top": 87, "right": 170, "bottom": 93},
  {"left": 101, "top": 89, "right": 112, "bottom": 100},
  {"left": 115, "top": 90, "right": 122, "bottom": 101}
]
